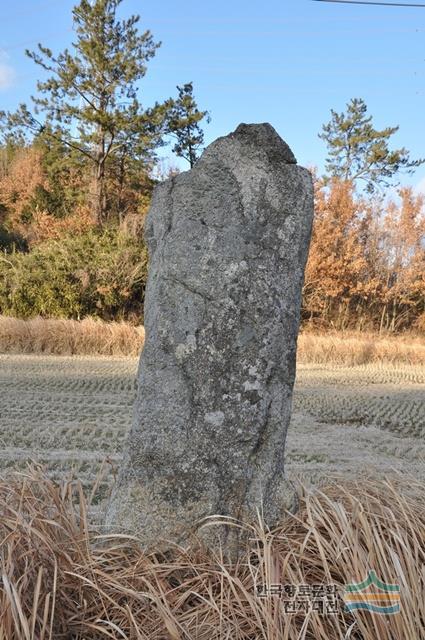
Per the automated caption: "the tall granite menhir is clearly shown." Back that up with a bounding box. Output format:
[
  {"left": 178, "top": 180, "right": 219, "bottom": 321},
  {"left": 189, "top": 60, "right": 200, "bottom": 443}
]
[{"left": 106, "top": 123, "right": 314, "bottom": 553}]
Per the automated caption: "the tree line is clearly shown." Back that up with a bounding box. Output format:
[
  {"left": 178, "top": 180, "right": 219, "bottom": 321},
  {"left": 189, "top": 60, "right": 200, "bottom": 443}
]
[
  {"left": 0, "top": 0, "right": 423, "bottom": 331},
  {"left": 1, "top": 0, "right": 208, "bottom": 227}
]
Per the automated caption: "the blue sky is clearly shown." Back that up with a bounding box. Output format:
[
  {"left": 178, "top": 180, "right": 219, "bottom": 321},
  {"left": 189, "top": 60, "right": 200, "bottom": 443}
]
[{"left": 1, "top": 0, "right": 424, "bottom": 190}]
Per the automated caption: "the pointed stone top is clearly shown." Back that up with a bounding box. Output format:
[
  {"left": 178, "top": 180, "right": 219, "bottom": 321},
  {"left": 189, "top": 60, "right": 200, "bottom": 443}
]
[
  {"left": 231, "top": 123, "right": 297, "bottom": 164},
  {"left": 200, "top": 122, "right": 297, "bottom": 168}
]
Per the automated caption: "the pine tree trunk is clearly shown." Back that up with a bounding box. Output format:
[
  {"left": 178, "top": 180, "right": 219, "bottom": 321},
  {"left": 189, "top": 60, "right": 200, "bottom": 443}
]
[
  {"left": 117, "top": 152, "right": 126, "bottom": 223},
  {"left": 92, "top": 157, "right": 107, "bottom": 226},
  {"left": 379, "top": 305, "right": 387, "bottom": 335},
  {"left": 390, "top": 298, "right": 398, "bottom": 333}
]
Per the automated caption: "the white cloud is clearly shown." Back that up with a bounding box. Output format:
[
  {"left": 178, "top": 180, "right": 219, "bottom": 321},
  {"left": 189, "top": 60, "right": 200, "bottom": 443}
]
[{"left": 0, "top": 52, "right": 15, "bottom": 91}]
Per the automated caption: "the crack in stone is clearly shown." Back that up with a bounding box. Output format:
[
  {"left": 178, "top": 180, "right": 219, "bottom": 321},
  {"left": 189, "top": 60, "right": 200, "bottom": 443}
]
[{"left": 164, "top": 275, "right": 213, "bottom": 303}]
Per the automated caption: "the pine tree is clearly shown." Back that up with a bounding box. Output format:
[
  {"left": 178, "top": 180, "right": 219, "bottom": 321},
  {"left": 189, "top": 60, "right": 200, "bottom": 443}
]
[
  {"left": 166, "top": 82, "right": 210, "bottom": 168},
  {"left": 1, "top": 0, "right": 172, "bottom": 225},
  {"left": 319, "top": 98, "right": 424, "bottom": 193}
]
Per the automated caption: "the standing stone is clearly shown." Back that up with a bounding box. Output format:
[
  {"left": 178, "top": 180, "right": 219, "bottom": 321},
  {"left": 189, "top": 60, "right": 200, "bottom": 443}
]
[{"left": 106, "top": 123, "right": 314, "bottom": 554}]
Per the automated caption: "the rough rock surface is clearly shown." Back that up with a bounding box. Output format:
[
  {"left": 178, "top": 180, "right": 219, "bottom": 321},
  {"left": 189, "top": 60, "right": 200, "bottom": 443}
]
[{"left": 106, "top": 123, "right": 314, "bottom": 554}]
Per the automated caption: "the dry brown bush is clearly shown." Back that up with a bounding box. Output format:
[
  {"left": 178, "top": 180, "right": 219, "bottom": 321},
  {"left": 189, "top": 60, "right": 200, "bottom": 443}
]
[
  {"left": 0, "top": 467, "right": 423, "bottom": 639},
  {"left": 304, "top": 179, "right": 425, "bottom": 332},
  {"left": 0, "top": 316, "right": 144, "bottom": 357}
]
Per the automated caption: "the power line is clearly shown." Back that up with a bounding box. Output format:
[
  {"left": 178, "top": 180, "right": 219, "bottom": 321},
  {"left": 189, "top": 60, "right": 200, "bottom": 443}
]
[{"left": 312, "top": 0, "right": 425, "bottom": 6}]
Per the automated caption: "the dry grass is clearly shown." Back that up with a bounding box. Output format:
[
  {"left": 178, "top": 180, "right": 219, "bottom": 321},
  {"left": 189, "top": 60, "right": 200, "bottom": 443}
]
[
  {"left": 1, "top": 315, "right": 424, "bottom": 364},
  {"left": 297, "top": 330, "right": 425, "bottom": 366},
  {"left": 0, "top": 467, "right": 423, "bottom": 639},
  {"left": 0, "top": 316, "right": 144, "bottom": 357}
]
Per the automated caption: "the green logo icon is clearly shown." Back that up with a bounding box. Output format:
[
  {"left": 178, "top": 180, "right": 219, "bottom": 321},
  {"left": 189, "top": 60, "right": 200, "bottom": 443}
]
[{"left": 344, "top": 571, "right": 400, "bottom": 615}]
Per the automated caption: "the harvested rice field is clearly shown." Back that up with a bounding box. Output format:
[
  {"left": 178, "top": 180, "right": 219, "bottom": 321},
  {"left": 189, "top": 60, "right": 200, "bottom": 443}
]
[{"left": 0, "top": 354, "right": 424, "bottom": 502}]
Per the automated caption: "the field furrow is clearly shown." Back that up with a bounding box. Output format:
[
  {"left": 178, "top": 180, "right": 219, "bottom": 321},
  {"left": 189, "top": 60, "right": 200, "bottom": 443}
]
[{"left": 1, "top": 355, "right": 424, "bottom": 500}]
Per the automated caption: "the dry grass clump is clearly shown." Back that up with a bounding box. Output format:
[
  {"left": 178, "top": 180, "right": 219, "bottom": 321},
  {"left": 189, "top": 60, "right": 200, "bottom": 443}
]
[
  {"left": 1, "top": 315, "right": 424, "bottom": 364},
  {"left": 0, "top": 467, "right": 423, "bottom": 639},
  {"left": 0, "top": 316, "right": 144, "bottom": 356},
  {"left": 297, "top": 330, "right": 425, "bottom": 366}
]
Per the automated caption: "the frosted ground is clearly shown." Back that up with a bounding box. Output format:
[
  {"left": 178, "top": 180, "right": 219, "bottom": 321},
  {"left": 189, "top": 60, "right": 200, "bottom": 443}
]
[{"left": 0, "top": 354, "right": 424, "bottom": 501}]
